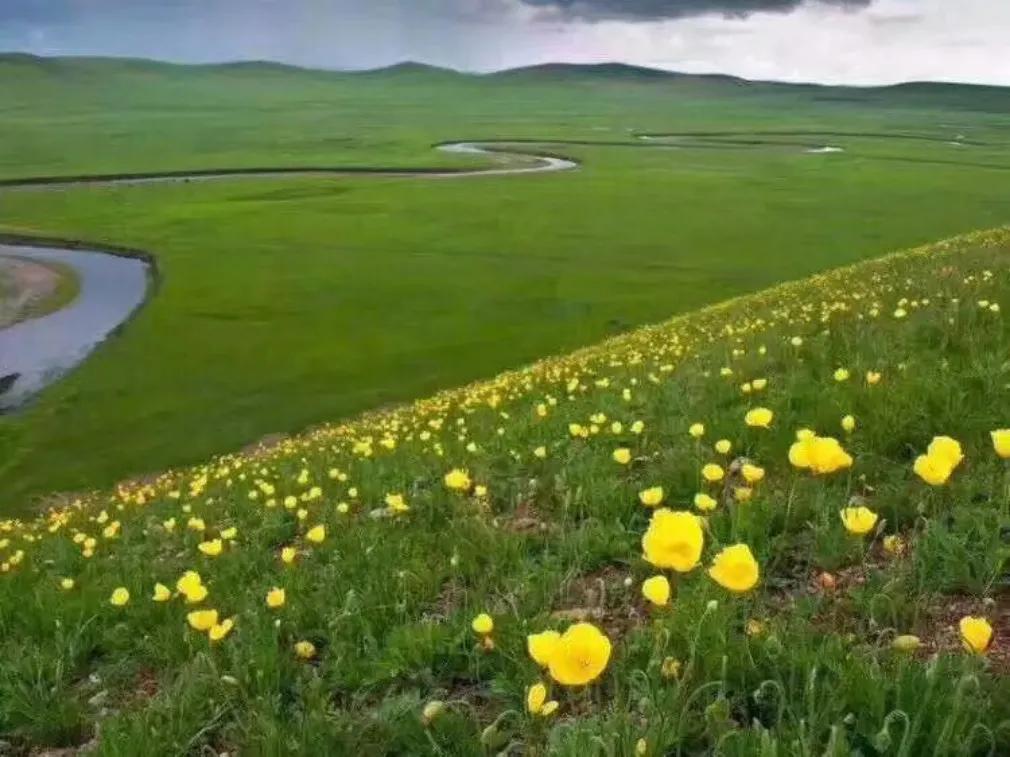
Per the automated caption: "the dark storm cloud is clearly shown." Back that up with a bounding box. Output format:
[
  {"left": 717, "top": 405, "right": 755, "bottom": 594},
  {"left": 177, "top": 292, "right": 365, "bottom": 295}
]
[{"left": 518, "top": 0, "right": 872, "bottom": 22}]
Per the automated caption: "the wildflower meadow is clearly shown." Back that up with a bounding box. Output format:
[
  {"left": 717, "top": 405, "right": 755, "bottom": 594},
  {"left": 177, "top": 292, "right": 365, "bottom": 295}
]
[{"left": 4, "top": 227, "right": 1010, "bottom": 754}]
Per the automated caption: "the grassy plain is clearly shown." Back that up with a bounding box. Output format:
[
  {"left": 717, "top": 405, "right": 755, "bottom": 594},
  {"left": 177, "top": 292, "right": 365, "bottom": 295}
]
[{"left": 0, "top": 55, "right": 1009, "bottom": 506}]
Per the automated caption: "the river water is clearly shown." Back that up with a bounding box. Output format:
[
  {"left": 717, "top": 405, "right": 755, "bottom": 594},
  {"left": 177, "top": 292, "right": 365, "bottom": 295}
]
[{"left": 0, "top": 245, "right": 150, "bottom": 409}]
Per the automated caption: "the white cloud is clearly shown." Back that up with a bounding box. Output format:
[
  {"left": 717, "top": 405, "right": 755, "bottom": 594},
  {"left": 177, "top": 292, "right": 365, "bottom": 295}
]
[{"left": 489, "top": 0, "right": 1010, "bottom": 85}]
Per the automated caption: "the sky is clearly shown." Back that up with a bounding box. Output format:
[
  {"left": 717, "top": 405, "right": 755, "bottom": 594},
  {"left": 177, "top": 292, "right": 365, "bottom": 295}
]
[{"left": 1, "top": 0, "right": 1008, "bottom": 86}]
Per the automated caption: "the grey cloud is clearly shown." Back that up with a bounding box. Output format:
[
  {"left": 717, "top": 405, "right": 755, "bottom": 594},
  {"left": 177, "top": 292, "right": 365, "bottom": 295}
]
[{"left": 518, "top": 0, "right": 872, "bottom": 22}]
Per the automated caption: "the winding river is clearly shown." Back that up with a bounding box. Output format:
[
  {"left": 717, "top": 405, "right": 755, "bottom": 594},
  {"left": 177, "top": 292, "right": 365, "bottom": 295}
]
[
  {"left": 0, "top": 142, "right": 575, "bottom": 408},
  {"left": 0, "top": 245, "right": 149, "bottom": 409}
]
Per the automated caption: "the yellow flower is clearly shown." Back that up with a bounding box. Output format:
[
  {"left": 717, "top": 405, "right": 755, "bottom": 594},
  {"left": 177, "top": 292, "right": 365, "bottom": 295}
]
[
  {"left": 444, "top": 468, "right": 472, "bottom": 491},
  {"left": 306, "top": 525, "right": 326, "bottom": 543},
  {"left": 913, "top": 454, "right": 954, "bottom": 486},
  {"left": 833, "top": 368, "right": 850, "bottom": 382},
  {"left": 741, "top": 464, "right": 765, "bottom": 484},
  {"left": 789, "top": 434, "right": 853, "bottom": 475},
  {"left": 701, "top": 463, "right": 724, "bottom": 483},
  {"left": 294, "top": 640, "right": 317, "bottom": 659},
  {"left": 841, "top": 415, "right": 856, "bottom": 433},
  {"left": 152, "top": 583, "right": 171, "bottom": 602},
  {"left": 744, "top": 407, "right": 773, "bottom": 428},
  {"left": 187, "top": 608, "right": 219, "bottom": 631},
  {"left": 266, "top": 587, "right": 286, "bottom": 608},
  {"left": 714, "top": 439, "right": 732, "bottom": 455},
  {"left": 642, "top": 509, "right": 704, "bottom": 572},
  {"left": 959, "top": 616, "right": 993, "bottom": 654},
  {"left": 110, "top": 587, "right": 130, "bottom": 606},
  {"left": 471, "top": 613, "right": 494, "bottom": 635},
  {"left": 198, "top": 539, "right": 223, "bottom": 557},
  {"left": 60, "top": 578, "right": 75, "bottom": 590},
  {"left": 839, "top": 506, "right": 878, "bottom": 536},
  {"left": 547, "top": 623, "right": 612, "bottom": 686},
  {"left": 533, "top": 446, "right": 548, "bottom": 459},
  {"left": 177, "top": 571, "right": 208, "bottom": 603},
  {"left": 641, "top": 575, "right": 671, "bottom": 607},
  {"left": 752, "top": 378, "right": 768, "bottom": 391},
  {"left": 992, "top": 429, "right": 1010, "bottom": 459},
  {"left": 281, "top": 546, "right": 297, "bottom": 564},
  {"left": 638, "top": 486, "right": 665, "bottom": 507},
  {"left": 708, "top": 544, "right": 760, "bottom": 593},
  {"left": 525, "top": 682, "right": 559, "bottom": 716},
  {"left": 866, "top": 371, "right": 882, "bottom": 385},
  {"left": 927, "top": 436, "right": 963, "bottom": 470},
  {"left": 694, "top": 493, "right": 718, "bottom": 512},
  {"left": 892, "top": 634, "right": 921, "bottom": 652},
  {"left": 209, "top": 618, "right": 234, "bottom": 642},
  {"left": 734, "top": 486, "right": 753, "bottom": 502},
  {"left": 220, "top": 526, "right": 237, "bottom": 540},
  {"left": 527, "top": 629, "right": 562, "bottom": 669},
  {"left": 385, "top": 493, "right": 409, "bottom": 513},
  {"left": 612, "top": 448, "right": 632, "bottom": 465},
  {"left": 689, "top": 423, "right": 705, "bottom": 439}
]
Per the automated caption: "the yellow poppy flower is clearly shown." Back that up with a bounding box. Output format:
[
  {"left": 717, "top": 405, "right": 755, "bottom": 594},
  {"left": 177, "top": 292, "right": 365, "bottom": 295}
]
[
  {"left": 642, "top": 509, "right": 704, "bottom": 572},
  {"left": 744, "top": 407, "right": 773, "bottom": 428},
  {"left": 612, "top": 448, "right": 632, "bottom": 465},
  {"left": 708, "top": 544, "right": 760, "bottom": 593},
  {"left": 110, "top": 587, "right": 130, "bottom": 606},
  {"left": 741, "top": 464, "right": 765, "bottom": 484},
  {"left": 959, "top": 616, "right": 993, "bottom": 654},
  {"left": 638, "top": 486, "right": 665, "bottom": 507},
  {"left": 471, "top": 613, "right": 494, "bottom": 635},
  {"left": 527, "top": 630, "right": 561, "bottom": 667},
  {"left": 992, "top": 429, "right": 1010, "bottom": 459},
  {"left": 306, "top": 525, "right": 326, "bottom": 543},
  {"left": 152, "top": 583, "right": 171, "bottom": 602},
  {"left": 839, "top": 506, "right": 878, "bottom": 535},
  {"left": 187, "top": 608, "right": 219, "bottom": 631},
  {"left": 444, "top": 468, "right": 472, "bottom": 491},
  {"left": 209, "top": 618, "right": 234, "bottom": 642},
  {"left": 694, "top": 493, "right": 718, "bottom": 512},
  {"left": 266, "top": 587, "right": 286, "bottom": 608},
  {"left": 841, "top": 415, "right": 856, "bottom": 433},
  {"left": 547, "top": 623, "right": 612, "bottom": 686},
  {"left": 701, "top": 463, "right": 725, "bottom": 483},
  {"left": 198, "top": 539, "right": 223, "bottom": 557},
  {"left": 688, "top": 423, "right": 705, "bottom": 439},
  {"left": 913, "top": 454, "right": 953, "bottom": 486},
  {"left": 294, "top": 640, "right": 317, "bottom": 659},
  {"left": 641, "top": 575, "right": 671, "bottom": 607},
  {"left": 789, "top": 434, "right": 853, "bottom": 475},
  {"left": 927, "top": 436, "right": 963, "bottom": 470},
  {"left": 714, "top": 439, "right": 732, "bottom": 455}
]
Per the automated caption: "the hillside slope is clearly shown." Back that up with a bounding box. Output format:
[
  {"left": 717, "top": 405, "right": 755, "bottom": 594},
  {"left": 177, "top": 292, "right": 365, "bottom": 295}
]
[{"left": 3, "top": 227, "right": 1010, "bottom": 754}]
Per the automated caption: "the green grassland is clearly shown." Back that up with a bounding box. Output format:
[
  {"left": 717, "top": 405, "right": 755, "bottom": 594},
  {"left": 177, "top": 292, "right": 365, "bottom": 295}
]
[
  {"left": 3, "top": 227, "right": 1010, "bottom": 754},
  {"left": 1, "top": 55, "right": 1009, "bottom": 507}
]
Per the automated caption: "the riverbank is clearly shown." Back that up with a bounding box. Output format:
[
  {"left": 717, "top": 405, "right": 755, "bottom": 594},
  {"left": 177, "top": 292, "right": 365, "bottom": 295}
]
[{"left": 0, "top": 254, "right": 79, "bottom": 328}]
